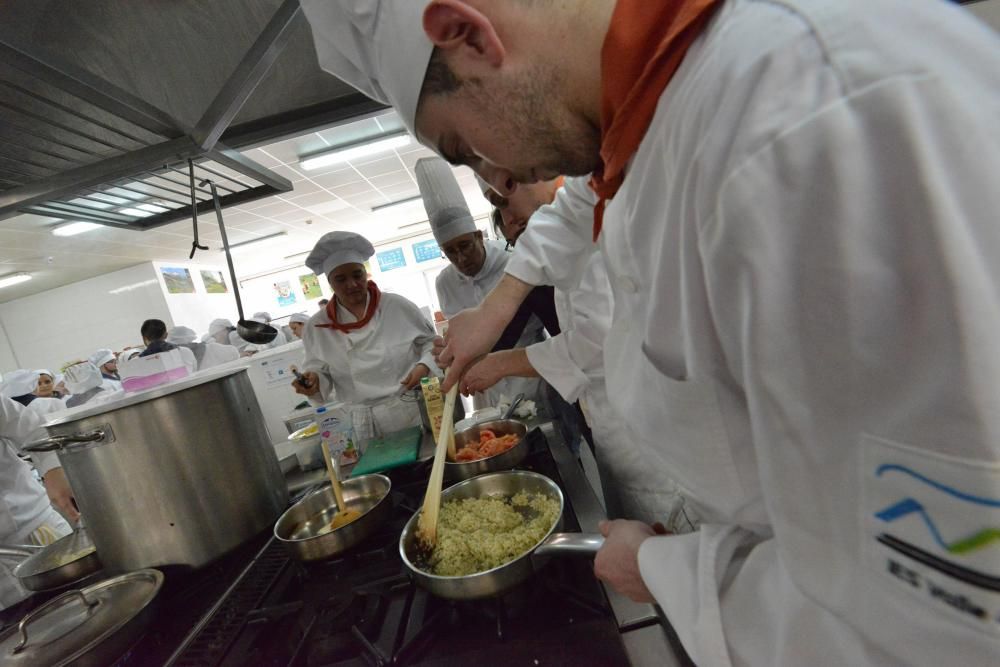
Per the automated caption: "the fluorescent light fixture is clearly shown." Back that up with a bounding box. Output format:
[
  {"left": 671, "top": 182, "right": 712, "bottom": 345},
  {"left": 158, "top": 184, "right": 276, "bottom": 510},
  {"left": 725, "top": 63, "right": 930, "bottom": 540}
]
[
  {"left": 109, "top": 279, "right": 158, "bottom": 295},
  {"left": 0, "top": 273, "right": 32, "bottom": 289},
  {"left": 300, "top": 133, "right": 411, "bottom": 171},
  {"left": 283, "top": 250, "right": 311, "bottom": 260},
  {"left": 120, "top": 207, "right": 155, "bottom": 218},
  {"left": 137, "top": 203, "right": 169, "bottom": 214},
  {"left": 223, "top": 231, "right": 288, "bottom": 252},
  {"left": 52, "top": 221, "right": 102, "bottom": 237},
  {"left": 371, "top": 194, "right": 422, "bottom": 213}
]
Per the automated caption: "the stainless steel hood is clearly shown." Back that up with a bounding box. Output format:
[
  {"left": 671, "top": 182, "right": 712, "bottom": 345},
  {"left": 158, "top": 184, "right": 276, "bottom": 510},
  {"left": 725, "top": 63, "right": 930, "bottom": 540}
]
[{"left": 0, "top": 0, "right": 387, "bottom": 231}]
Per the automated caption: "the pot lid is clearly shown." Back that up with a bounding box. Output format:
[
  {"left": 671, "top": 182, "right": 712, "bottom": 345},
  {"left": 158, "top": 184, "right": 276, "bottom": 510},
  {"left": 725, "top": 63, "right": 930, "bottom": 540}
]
[
  {"left": 42, "top": 365, "right": 249, "bottom": 427},
  {"left": 0, "top": 569, "right": 163, "bottom": 666}
]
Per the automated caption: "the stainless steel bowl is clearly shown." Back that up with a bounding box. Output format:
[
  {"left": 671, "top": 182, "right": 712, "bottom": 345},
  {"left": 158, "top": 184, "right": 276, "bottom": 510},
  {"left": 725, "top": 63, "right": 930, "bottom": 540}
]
[
  {"left": 274, "top": 474, "right": 392, "bottom": 562},
  {"left": 445, "top": 419, "right": 529, "bottom": 482},
  {"left": 399, "top": 470, "right": 602, "bottom": 600}
]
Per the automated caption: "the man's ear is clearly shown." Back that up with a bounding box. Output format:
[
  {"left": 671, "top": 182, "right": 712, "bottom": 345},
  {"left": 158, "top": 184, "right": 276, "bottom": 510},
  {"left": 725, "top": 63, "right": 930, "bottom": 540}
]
[
  {"left": 474, "top": 230, "right": 485, "bottom": 243},
  {"left": 423, "top": 0, "right": 505, "bottom": 68}
]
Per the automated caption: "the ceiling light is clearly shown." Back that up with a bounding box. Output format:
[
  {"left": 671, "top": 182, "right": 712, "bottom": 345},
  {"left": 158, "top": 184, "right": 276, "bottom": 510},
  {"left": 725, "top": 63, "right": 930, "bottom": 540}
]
[
  {"left": 371, "top": 194, "right": 422, "bottom": 213},
  {"left": 283, "top": 250, "right": 311, "bottom": 260},
  {"left": 299, "top": 133, "right": 411, "bottom": 171},
  {"left": 52, "top": 221, "right": 102, "bottom": 237},
  {"left": 137, "top": 203, "right": 169, "bottom": 214},
  {"left": 0, "top": 273, "right": 32, "bottom": 289},
  {"left": 120, "top": 207, "right": 155, "bottom": 218},
  {"left": 224, "top": 231, "right": 288, "bottom": 252}
]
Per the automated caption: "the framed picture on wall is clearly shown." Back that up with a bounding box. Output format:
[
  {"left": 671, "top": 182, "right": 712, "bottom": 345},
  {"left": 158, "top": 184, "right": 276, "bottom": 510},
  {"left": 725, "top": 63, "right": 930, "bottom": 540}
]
[
  {"left": 161, "top": 267, "right": 195, "bottom": 294},
  {"left": 299, "top": 273, "right": 322, "bottom": 300},
  {"left": 201, "top": 270, "right": 228, "bottom": 294},
  {"left": 274, "top": 280, "right": 297, "bottom": 307}
]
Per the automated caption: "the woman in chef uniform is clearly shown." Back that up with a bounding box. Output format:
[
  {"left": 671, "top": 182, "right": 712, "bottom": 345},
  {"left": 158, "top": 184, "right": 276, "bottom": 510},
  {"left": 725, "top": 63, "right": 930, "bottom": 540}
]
[{"left": 292, "top": 231, "right": 437, "bottom": 436}]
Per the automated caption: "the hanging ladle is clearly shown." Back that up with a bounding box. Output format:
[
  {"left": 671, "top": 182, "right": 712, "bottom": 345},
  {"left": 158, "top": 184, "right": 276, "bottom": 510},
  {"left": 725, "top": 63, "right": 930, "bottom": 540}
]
[{"left": 201, "top": 178, "right": 277, "bottom": 345}]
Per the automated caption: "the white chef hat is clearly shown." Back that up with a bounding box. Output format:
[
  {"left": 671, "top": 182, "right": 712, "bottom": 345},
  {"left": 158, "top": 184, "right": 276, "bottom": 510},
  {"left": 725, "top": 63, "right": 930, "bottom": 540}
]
[
  {"left": 416, "top": 157, "right": 476, "bottom": 246},
  {"left": 208, "top": 318, "right": 234, "bottom": 336},
  {"left": 289, "top": 312, "right": 310, "bottom": 325},
  {"left": 300, "top": 0, "right": 434, "bottom": 136},
  {"left": 252, "top": 311, "right": 272, "bottom": 323},
  {"left": 120, "top": 348, "right": 143, "bottom": 363},
  {"left": 306, "top": 231, "right": 376, "bottom": 278},
  {"left": 89, "top": 348, "right": 115, "bottom": 368},
  {"left": 166, "top": 326, "right": 198, "bottom": 345},
  {"left": 64, "top": 362, "right": 103, "bottom": 395},
  {"left": 1, "top": 369, "right": 40, "bottom": 398},
  {"left": 36, "top": 369, "right": 53, "bottom": 379}
]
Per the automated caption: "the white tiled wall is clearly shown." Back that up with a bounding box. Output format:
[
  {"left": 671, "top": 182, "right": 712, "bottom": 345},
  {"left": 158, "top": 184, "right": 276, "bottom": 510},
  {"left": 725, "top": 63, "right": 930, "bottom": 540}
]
[{"left": 0, "top": 263, "right": 171, "bottom": 372}]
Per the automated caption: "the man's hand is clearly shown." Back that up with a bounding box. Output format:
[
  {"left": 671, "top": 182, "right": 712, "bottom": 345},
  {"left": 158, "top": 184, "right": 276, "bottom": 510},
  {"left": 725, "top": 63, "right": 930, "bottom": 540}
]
[
  {"left": 292, "top": 371, "right": 321, "bottom": 397},
  {"left": 400, "top": 363, "right": 431, "bottom": 390},
  {"left": 460, "top": 353, "right": 507, "bottom": 395},
  {"left": 594, "top": 520, "right": 658, "bottom": 603},
  {"left": 438, "top": 306, "right": 508, "bottom": 391},
  {"left": 43, "top": 467, "right": 80, "bottom": 523}
]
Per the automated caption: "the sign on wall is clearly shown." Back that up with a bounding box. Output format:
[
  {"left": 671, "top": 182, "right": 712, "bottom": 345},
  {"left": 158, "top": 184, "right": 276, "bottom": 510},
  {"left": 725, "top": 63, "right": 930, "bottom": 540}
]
[
  {"left": 376, "top": 248, "right": 407, "bottom": 272},
  {"left": 161, "top": 267, "right": 195, "bottom": 294},
  {"left": 412, "top": 239, "right": 442, "bottom": 263},
  {"left": 274, "top": 280, "right": 297, "bottom": 307},
  {"left": 200, "top": 270, "right": 228, "bottom": 294},
  {"left": 299, "top": 273, "right": 322, "bottom": 300}
]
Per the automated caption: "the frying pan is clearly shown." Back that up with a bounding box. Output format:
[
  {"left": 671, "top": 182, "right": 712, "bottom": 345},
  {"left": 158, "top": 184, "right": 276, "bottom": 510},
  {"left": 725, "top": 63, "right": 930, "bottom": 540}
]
[
  {"left": 399, "top": 471, "right": 603, "bottom": 600},
  {"left": 1, "top": 533, "right": 102, "bottom": 592},
  {"left": 274, "top": 474, "right": 392, "bottom": 562},
  {"left": 201, "top": 179, "right": 277, "bottom": 345},
  {"left": 444, "top": 419, "right": 529, "bottom": 482}
]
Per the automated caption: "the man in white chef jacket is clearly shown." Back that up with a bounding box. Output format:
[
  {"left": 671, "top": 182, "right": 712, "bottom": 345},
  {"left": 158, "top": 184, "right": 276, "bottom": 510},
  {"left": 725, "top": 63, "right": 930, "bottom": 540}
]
[
  {"left": 415, "top": 157, "right": 547, "bottom": 411},
  {"left": 0, "top": 396, "right": 79, "bottom": 608},
  {"left": 301, "top": 1, "right": 1000, "bottom": 665},
  {"left": 465, "top": 175, "right": 694, "bottom": 528},
  {"left": 292, "top": 231, "right": 438, "bottom": 436}
]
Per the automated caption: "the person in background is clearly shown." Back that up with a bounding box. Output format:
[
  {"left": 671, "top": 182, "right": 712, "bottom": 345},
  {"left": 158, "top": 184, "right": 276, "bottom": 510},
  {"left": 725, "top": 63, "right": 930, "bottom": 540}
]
[
  {"left": 288, "top": 312, "right": 309, "bottom": 340},
  {"left": 88, "top": 349, "right": 120, "bottom": 384},
  {"left": 317, "top": 298, "right": 329, "bottom": 309},
  {"left": 482, "top": 174, "right": 559, "bottom": 248},
  {"left": 1, "top": 396, "right": 78, "bottom": 610},
  {"left": 63, "top": 361, "right": 119, "bottom": 409},
  {"left": 416, "top": 157, "right": 559, "bottom": 410},
  {"left": 167, "top": 325, "right": 239, "bottom": 371},
  {"left": 292, "top": 231, "right": 436, "bottom": 435},
  {"left": 34, "top": 371, "right": 62, "bottom": 400},
  {"left": 139, "top": 319, "right": 197, "bottom": 373},
  {"left": 0, "top": 370, "right": 64, "bottom": 415},
  {"left": 206, "top": 318, "right": 236, "bottom": 346}
]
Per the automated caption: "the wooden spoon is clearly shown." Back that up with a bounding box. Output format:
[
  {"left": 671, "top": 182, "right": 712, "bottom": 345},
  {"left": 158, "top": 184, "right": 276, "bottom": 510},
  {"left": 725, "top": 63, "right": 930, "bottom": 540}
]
[
  {"left": 319, "top": 440, "right": 361, "bottom": 534},
  {"left": 416, "top": 383, "right": 460, "bottom": 551}
]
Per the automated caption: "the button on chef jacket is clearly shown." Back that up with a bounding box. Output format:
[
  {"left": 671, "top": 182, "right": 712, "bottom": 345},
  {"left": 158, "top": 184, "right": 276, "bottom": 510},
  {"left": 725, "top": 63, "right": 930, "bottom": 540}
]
[
  {"left": 300, "top": 291, "right": 437, "bottom": 434},
  {"left": 436, "top": 239, "right": 548, "bottom": 408},
  {"left": 504, "top": 0, "right": 1000, "bottom": 664}
]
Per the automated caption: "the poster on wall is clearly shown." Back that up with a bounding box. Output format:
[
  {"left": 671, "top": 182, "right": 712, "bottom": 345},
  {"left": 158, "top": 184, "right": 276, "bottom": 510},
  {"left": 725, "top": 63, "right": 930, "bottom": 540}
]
[
  {"left": 412, "top": 239, "right": 442, "bottom": 263},
  {"left": 200, "top": 270, "right": 228, "bottom": 294},
  {"left": 161, "top": 267, "right": 195, "bottom": 294},
  {"left": 274, "top": 280, "right": 297, "bottom": 307},
  {"left": 376, "top": 248, "right": 406, "bottom": 272},
  {"left": 299, "top": 273, "right": 322, "bottom": 300}
]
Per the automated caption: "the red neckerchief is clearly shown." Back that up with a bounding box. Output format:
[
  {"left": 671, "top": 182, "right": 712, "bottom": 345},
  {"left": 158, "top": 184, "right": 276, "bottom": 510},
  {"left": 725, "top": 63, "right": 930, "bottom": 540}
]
[
  {"left": 589, "top": 0, "right": 721, "bottom": 241},
  {"left": 316, "top": 281, "right": 381, "bottom": 332}
]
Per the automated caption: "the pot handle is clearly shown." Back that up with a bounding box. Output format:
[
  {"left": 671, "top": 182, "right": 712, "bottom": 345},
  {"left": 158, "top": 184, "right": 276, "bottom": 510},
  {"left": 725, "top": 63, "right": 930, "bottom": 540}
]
[
  {"left": 534, "top": 532, "right": 605, "bottom": 557},
  {"left": 12, "top": 589, "right": 99, "bottom": 653},
  {"left": 24, "top": 429, "right": 109, "bottom": 452}
]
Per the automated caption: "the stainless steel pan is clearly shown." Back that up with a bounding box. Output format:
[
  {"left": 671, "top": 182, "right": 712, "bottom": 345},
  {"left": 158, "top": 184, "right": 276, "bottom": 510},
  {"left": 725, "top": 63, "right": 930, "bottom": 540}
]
[
  {"left": 1, "top": 534, "right": 102, "bottom": 592},
  {"left": 445, "top": 419, "right": 529, "bottom": 482},
  {"left": 274, "top": 474, "right": 392, "bottom": 562},
  {"left": 399, "top": 471, "right": 603, "bottom": 600}
]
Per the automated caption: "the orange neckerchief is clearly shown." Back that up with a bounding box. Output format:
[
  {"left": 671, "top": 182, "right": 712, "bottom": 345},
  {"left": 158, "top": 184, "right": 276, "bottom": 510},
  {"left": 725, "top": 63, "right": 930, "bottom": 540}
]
[
  {"left": 589, "top": 0, "right": 721, "bottom": 241},
  {"left": 316, "top": 281, "right": 381, "bottom": 332}
]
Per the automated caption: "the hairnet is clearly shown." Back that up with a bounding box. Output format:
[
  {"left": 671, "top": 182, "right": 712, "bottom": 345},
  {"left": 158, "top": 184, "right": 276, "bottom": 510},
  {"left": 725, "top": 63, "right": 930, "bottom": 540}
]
[
  {"left": 89, "top": 348, "right": 116, "bottom": 368},
  {"left": 166, "top": 326, "right": 198, "bottom": 345},
  {"left": 64, "top": 362, "right": 104, "bottom": 395},
  {"left": 1, "top": 369, "right": 40, "bottom": 399}
]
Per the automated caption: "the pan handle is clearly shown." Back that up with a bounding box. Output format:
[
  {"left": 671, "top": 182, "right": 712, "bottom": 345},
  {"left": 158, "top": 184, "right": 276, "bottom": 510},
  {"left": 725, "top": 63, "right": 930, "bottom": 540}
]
[
  {"left": 12, "top": 589, "right": 99, "bottom": 653},
  {"left": 0, "top": 544, "right": 43, "bottom": 559},
  {"left": 534, "top": 532, "right": 605, "bottom": 557},
  {"left": 24, "top": 428, "right": 110, "bottom": 453}
]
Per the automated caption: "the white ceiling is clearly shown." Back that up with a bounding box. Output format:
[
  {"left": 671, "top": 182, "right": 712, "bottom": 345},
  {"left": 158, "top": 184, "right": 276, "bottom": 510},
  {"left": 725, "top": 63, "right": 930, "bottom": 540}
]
[{"left": 0, "top": 110, "right": 491, "bottom": 302}]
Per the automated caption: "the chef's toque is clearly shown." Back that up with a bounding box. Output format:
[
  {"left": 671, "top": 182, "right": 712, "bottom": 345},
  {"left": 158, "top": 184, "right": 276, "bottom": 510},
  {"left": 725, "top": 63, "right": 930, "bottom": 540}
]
[{"left": 416, "top": 157, "right": 477, "bottom": 246}]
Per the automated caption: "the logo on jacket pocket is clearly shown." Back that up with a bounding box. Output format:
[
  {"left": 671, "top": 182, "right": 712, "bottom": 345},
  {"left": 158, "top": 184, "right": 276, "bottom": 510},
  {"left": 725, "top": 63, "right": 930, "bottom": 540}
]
[{"left": 863, "top": 436, "right": 1000, "bottom": 635}]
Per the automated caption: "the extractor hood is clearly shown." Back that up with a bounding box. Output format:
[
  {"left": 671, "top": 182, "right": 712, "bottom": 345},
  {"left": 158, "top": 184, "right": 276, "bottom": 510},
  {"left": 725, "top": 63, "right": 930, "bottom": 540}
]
[{"left": 0, "top": 0, "right": 387, "bottom": 231}]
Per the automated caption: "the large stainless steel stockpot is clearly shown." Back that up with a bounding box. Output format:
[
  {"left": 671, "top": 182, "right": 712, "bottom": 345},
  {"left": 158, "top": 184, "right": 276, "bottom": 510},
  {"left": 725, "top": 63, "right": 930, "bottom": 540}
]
[{"left": 27, "top": 368, "right": 288, "bottom": 573}]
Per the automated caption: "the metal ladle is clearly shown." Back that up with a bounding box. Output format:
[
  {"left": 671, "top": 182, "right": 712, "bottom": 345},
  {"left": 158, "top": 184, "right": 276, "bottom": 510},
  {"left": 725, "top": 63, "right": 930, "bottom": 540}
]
[{"left": 201, "top": 178, "right": 277, "bottom": 345}]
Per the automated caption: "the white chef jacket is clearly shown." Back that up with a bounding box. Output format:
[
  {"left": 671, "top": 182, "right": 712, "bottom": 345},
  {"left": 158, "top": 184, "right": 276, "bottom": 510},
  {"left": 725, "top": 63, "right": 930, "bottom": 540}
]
[
  {"left": 436, "top": 239, "right": 546, "bottom": 408},
  {"left": 301, "top": 291, "right": 437, "bottom": 435},
  {"left": 0, "top": 398, "right": 61, "bottom": 543},
  {"left": 518, "top": 178, "right": 694, "bottom": 527},
  {"left": 194, "top": 341, "right": 241, "bottom": 371},
  {"left": 504, "top": 0, "right": 1000, "bottom": 664}
]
